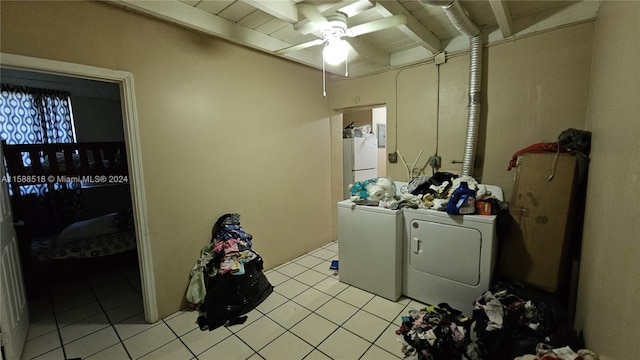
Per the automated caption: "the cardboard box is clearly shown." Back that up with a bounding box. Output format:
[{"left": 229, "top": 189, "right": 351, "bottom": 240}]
[{"left": 499, "top": 152, "right": 577, "bottom": 292}]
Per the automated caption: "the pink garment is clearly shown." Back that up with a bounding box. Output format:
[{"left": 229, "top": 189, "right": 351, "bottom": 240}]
[{"left": 213, "top": 238, "right": 242, "bottom": 256}]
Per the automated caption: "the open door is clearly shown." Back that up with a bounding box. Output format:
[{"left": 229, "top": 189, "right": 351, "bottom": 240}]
[{"left": 0, "top": 145, "right": 29, "bottom": 360}]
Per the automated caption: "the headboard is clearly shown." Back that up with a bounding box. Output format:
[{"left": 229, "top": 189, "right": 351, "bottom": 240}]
[{"left": 1, "top": 141, "right": 129, "bottom": 196}]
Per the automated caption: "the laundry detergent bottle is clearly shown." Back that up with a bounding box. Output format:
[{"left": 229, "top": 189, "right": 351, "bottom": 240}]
[{"left": 446, "top": 182, "right": 476, "bottom": 215}]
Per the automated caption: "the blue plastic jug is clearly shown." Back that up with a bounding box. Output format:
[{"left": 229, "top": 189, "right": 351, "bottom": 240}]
[{"left": 446, "top": 182, "right": 476, "bottom": 215}]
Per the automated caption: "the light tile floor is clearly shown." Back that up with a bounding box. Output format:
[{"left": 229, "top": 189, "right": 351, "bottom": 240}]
[{"left": 22, "top": 241, "right": 427, "bottom": 360}]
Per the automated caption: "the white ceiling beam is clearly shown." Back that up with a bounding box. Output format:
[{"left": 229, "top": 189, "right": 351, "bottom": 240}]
[
  {"left": 241, "top": 0, "right": 298, "bottom": 23},
  {"left": 489, "top": 0, "right": 513, "bottom": 38},
  {"left": 373, "top": 1, "right": 441, "bottom": 54},
  {"left": 105, "top": 0, "right": 289, "bottom": 52}
]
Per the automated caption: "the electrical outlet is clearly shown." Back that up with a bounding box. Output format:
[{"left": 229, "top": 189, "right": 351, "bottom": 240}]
[
  {"left": 388, "top": 152, "right": 398, "bottom": 163},
  {"left": 428, "top": 155, "right": 441, "bottom": 168}
]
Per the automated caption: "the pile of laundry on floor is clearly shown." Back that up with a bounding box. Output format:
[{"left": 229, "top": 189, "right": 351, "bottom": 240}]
[
  {"left": 396, "top": 280, "right": 598, "bottom": 360},
  {"left": 185, "top": 213, "right": 273, "bottom": 331},
  {"left": 514, "top": 344, "right": 599, "bottom": 360}
]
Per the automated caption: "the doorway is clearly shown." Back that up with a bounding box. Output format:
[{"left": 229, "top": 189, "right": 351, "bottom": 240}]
[
  {"left": 341, "top": 105, "right": 387, "bottom": 199},
  {"left": 0, "top": 53, "right": 157, "bottom": 325}
]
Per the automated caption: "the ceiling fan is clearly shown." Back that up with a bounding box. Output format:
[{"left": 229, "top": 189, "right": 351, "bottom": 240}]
[{"left": 274, "top": 3, "right": 408, "bottom": 65}]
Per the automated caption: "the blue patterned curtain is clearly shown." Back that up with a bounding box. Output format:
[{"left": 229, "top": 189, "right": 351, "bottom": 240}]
[
  {"left": 0, "top": 84, "right": 82, "bottom": 234},
  {"left": 0, "top": 84, "right": 74, "bottom": 145}
]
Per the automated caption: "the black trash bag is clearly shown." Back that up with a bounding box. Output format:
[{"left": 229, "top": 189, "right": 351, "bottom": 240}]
[
  {"left": 197, "top": 213, "right": 273, "bottom": 331},
  {"left": 198, "top": 257, "right": 273, "bottom": 330}
]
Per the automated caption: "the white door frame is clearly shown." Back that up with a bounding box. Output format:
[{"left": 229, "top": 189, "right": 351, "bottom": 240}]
[{"left": 0, "top": 53, "right": 158, "bottom": 323}]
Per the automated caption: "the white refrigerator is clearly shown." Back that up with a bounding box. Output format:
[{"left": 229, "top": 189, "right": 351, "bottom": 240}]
[{"left": 343, "top": 136, "right": 378, "bottom": 199}]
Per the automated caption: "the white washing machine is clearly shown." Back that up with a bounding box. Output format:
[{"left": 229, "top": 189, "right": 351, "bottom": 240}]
[
  {"left": 402, "top": 185, "right": 503, "bottom": 316},
  {"left": 337, "top": 182, "right": 406, "bottom": 301}
]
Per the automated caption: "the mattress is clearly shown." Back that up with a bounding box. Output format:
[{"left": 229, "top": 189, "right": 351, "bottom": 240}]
[{"left": 32, "top": 229, "right": 136, "bottom": 261}]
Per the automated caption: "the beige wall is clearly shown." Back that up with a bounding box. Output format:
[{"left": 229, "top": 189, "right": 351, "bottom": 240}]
[
  {"left": 329, "top": 23, "right": 593, "bottom": 199},
  {"left": 0, "top": 1, "right": 334, "bottom": 318},
  {"left": 372, "top": 107, "right": 387, "bottom": 177},
  {"left": 4, "top": 2, "right": 640, "bottom": 356},
  {"left": 576, "top": 2, "right": 640, "bottom": 359},
  {"left": 343, "top": 109, "right": 372, "bottom": 128}
]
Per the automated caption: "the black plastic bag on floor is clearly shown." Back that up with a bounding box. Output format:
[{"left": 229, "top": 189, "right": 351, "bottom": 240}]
[
  {"left": 198, "top": 256, "right": 273, "bottom": 330},
  {"left": 196, "top": 213, "right": 273, "bottom": 331}
]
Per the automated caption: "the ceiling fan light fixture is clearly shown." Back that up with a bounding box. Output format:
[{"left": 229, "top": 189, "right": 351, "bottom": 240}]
[{"left": 323, "top": 37, "right": 349, "bottom": 65}]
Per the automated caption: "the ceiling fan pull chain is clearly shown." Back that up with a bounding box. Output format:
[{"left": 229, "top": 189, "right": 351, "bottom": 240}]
[
  {"left": 322, "top": 58, "right": 327, "bottom": 97},
  {"left": 345, "top": 56, "right": 349, "bottom": 77}
]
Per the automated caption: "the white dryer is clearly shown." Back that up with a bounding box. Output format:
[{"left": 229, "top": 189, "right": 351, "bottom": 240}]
[{"left": 402, "top": 185, "right": 503, "bottom": 316}]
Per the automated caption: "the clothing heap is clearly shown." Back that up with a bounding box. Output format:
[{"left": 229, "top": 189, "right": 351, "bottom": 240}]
[
  {"left": 514, "top": 344, "right": 599, "bottom": 360},
  {"left": 186, "top": 213, "right": 273, "bottom": 331},
  {"left": 396, "top": 303, "right": 474, "bottom": 360},
  {"left": 212, "top": 216, "right": 256, "bottom": 276},
  {"left": 473, "top": 280, "right": 597, "bottom": 360},
  {"left": 396, "top": 280, "right": 595, "bottom": 360},
  {"left": 379, "top": 172, "right": 501, "bottom": 212}
]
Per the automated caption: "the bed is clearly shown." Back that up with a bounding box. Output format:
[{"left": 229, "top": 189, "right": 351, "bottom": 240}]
[{"left": 1, "top": 140, "right": 136, "bottom": 262}]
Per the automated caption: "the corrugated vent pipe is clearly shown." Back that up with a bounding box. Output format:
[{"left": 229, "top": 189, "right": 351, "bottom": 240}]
[{"left": 422, "top": 0, "right": 482, "bottom": 177}]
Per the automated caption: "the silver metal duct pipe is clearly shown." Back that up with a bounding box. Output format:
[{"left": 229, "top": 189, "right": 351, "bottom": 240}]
[
  {"left": 442, "top": 1, "right": 480, "bottom": 37},
  {"left": 422, "top": 0, "right": 482, "bottom": 177},
  {"left": 461, "top": 36, "right": 482, "bottom": 176}
]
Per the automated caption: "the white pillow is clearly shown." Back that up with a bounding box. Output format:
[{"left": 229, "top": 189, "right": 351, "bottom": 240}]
[{"left": 57, "top": 213, "right": 120, "bottom": 242}]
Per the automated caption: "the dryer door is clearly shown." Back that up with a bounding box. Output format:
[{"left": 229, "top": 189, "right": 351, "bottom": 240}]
[{"left": 408, "top": 220, "right": 482, "bottom": 286}]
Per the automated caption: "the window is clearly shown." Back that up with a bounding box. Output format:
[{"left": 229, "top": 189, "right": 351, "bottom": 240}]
[
  {"left": 0, "top": 84, "right": 76, "bottom": 147},
  {"left": 1, "top": 84, "right": 76, "bottom": 195}
]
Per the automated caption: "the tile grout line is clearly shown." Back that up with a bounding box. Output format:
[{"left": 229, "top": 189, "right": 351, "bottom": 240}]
[
  {"left": 59, "top": 263, "right": 141, "bottom": 359},
  {"left": 153, "top": 318, "right": 198, "bottom": 360},
  {"left": 82, "top": 273, "right": 134, "bottom": 359},
  {"left": 242, "top": 255, "right": 342, "bottom": 359}
]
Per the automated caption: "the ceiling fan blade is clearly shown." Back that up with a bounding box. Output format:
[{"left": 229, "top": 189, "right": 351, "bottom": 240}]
[
  {"left": 346, "top": 14, "right": 408, "bottom": 37},
  {"left": 274, "top": 38, "right": 325, "bottom": 55},
  {"left": 293, "top": 19, "right": 321, "bottom": 35},
  {"left": 298, "top": 3, "right": 330, "bottom": 28},
  {"left": 333, "top": 0, "right": 375, "bottom": 18},
  {"left": 315, "top": 0, "right": 372, "bottom": 18},
  {"left": 294, "top": 3, "right": 330, "bottom": 35}
]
